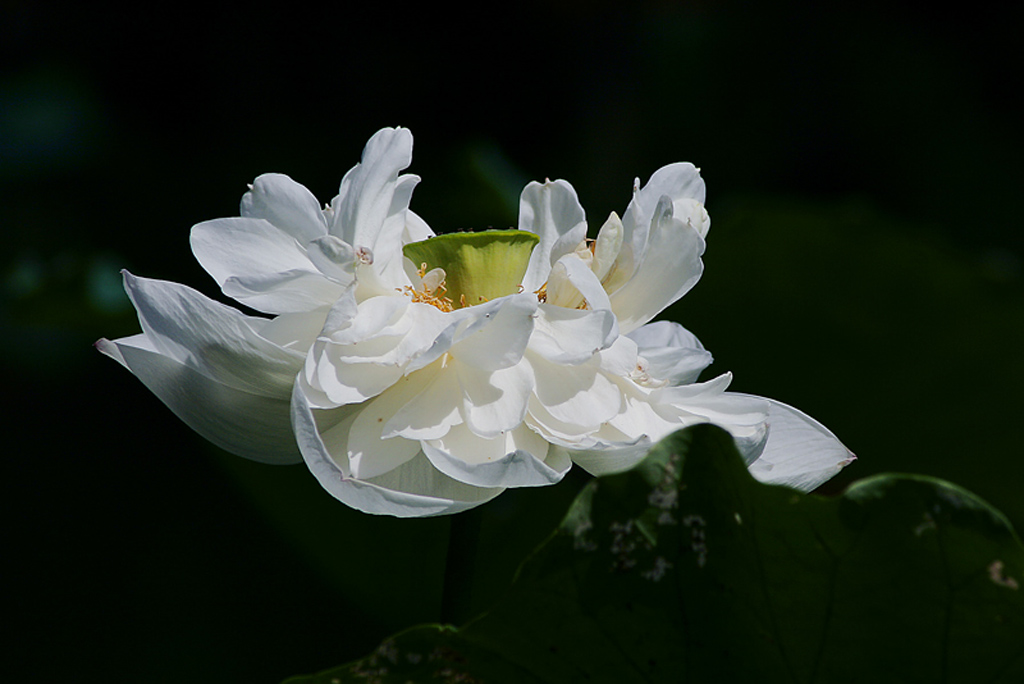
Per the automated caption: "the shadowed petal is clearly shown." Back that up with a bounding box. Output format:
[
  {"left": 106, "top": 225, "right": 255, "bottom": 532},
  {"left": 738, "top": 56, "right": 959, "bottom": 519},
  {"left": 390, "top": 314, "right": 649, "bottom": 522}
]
[
  {"left": 98, "top": 335, "right": 300, "bottom": 464},
  {"left": 740, "top": 396, "right": 856, "bottom": 492},
  {"left": 292, "top": 385, "right": 501, "bottom": 517}
]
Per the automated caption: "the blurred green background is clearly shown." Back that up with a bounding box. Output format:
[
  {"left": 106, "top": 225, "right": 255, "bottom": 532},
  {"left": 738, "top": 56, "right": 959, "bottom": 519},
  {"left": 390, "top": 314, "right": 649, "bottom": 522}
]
[{"left": 4, "top": 3, "right": 1022, "bottom": 682}]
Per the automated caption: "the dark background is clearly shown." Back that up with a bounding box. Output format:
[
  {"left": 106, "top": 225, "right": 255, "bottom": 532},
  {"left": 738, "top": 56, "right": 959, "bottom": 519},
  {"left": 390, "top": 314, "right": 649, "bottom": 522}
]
[{"left": 4, "top": 3, "right": 1023, "bottom": 682}]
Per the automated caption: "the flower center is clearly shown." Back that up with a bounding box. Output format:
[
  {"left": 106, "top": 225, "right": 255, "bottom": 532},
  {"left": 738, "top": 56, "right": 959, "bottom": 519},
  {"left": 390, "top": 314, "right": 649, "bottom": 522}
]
[{"left": 402, "top": 230, "right": 539, "bottom": 308}]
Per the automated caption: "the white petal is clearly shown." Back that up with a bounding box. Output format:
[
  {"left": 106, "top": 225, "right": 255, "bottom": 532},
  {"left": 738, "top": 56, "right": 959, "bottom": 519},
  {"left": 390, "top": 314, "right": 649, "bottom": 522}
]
[
  {"left": 330, "top": 128, "right": 418, "bottom": 263},
  {"left": 528, "top": 304, "right": 616, "bottom": 365},
  {"left": 403, "top": 209, "right": 435, "bottom": 244},
  {"left": 253, "top": 308, "right": 329, "bottom": 354},
  {"left": 445, "top": 293, "right": 538, "bottom": 372},
  {"left": 422, "top": 424, "right": 570, "bottom": 488},
  {"left": 565, "top": 436, "right": 654, "bottom": 477},
  {"left": 340, "top": 397, "right": 423, "bottom": 479},
  {"left": 456, "top": 359, "right": 533, "bottom": 438},
  {"left": 627, "top": 320, "right": 713, "bottom": 385},
  {"left": 240, "top": 173, "right": 329, "bottom": 245},
  {"left": 528, "top": 351, "right": 622, "bottom": 429},
  {"left": 614, "top": 163, "right": 706, "bottom": 295},
  {"left": 547, "top": 252, "right": 615, "bottom": 314},
  {"left": 190, "top": 216, "right": 330, "bottom": 311},
  {"left": 98, "top": 334, "right": 300, "bottom": 464},
  {"left": 741, "top": 396, "right": 856, "bottom": 491},
  {"left": 610, "top": 197, "right": 706, "bottom": 334},
  {"left": 592, "top": 212, "right": 624, "bottom": 285},
  {"left": 621, "top": 163, "right": 705, "bottom": 244},
  {"left": 655, "top": 378, "right": 770, "bottom": 463},
  {"left": 122, "top": 271, "right": 304, "bottom": 396},
  {"left": 604, "top": 392, "right": 681, "bottom": 445},
  {"left": 222, "top": 269, "right": 347, "bottom": 314},
  {"left": 304, "top": 297, "right": 450, "bottom": 407},
  {"left": 303, "top": 338, "right": 404, "bottom": 407},
  {"left": 381, "top": 360, "right": 464, "bottom": 441},
  {"left": 519, "top": 179, "right": 588, "bottom": 292},
  {"left": 306, "top": 235, "right": 359, "bottom": 285},
  {"left": 292, "top": 385, "right": 501, "bottom": 517}
]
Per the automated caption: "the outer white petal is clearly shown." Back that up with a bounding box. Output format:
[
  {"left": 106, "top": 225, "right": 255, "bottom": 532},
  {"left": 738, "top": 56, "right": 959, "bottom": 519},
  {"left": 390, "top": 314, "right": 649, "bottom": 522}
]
[
  {"left": 612, "top": 162, "right": 706, "bottom": 297},
  {"left": 620, "top": 163, "right": 705, "bottom": 254},
  {"left": 191, "top": 216, "right": 336, "bottom": 313},
  {"left": 652, "top": 373, "right": 769, "bottom": 461},
  {"left": 422, "top": 424, "right": 571, "bottom": 488},
  {"left": 222, "top": 269, "right": 347, "bottom": 314},
  {"left": 739, "top": 396, "right": 856, "bottom": 492},
  {"left": 292, "top": 384, "right": 502, "bottom": 517},
  {"left": 97, "top": 335, "right": 300, "bottom": 464},
  {"left": 627, "top": 162, "right": 705, "bottom": 221},
  {"left": 562, "top": 435, "right": 654, "bottom": 477},
  {"left": 122, "top": 271, "right": 304, "bottom": 396},
  {"left": 403, "top": 209, "right": 435, "bottom": 243},
  {"left": 330, "top": 127, "right": 419, "bottom": 286},
  {"left": 519, "top": 179, "right": 588, "bottom": 292},
  {"left": 627, "top": 320, "right": 713, "bottom": 385},
  {"left": 610, "top": 197, "right": 706, "bottom": 334},
  {"left": 251, "top": 308, "right": 329, "bottom": 354},
  {"left": 240, "top": 173, "right": 329, "bottom": 245}
]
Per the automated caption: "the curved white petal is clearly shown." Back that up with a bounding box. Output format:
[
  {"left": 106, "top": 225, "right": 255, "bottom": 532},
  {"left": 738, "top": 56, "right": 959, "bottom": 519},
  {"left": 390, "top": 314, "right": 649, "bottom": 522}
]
[
  {"left": 222, "top": 269, "right": 347, "bottom": 314},
  {"left": 564, "top": 436, "right": 654, "bottom": 477},
  {"left": 292, "top": 384, "right": 502, "bottom": 517},
  {"left": 547, "top": 252, "right": 615, "bottom": 314},
  {"left": 620, "top": 163, "right": 705, "bottom": 252},
  {"left": 456, "top": 358, "right": 533, "bottom": 438},
  {"left": 528, "top": 351, "right": 622, "bottom": 429},
  {"left": 122, "top": 271, "right": 304, "bottom": 396},
  {"left": 627, "top": 320, "right": 713, "bottom": 385},
  {"left": 306, "top": 235, "right": 359, "bottom": 285},
  {"left": 330, "top": 127, "right": 419, "bottom": 273},
  {"left": 740, "top": 396, "right": 856, "bottom": 492},
  {"left": 529, "top": 304, "right": 616, "bottom": 365},
  {"left": 422, "top": 424, "right": 570, "bottom": 488},
  {"left": 381, "top": 360, "right": 464, "bottom": 441},
  {"left": 652, "top": 373, "right": 769, "bottom": 461},
  {"left": 611, "top": 197, "right": 706, "bottom": 334},
  {"left": 612, "top": 163, "right": 706, "bottom": 297},
  {"left": 240, "top": 173, "right": 329, "bottom": 245},
  {"left": 98, "top": 334, "right": 300, "bottom": 464},
  {"left": 304, "top": 338, "right": 404, "bottom": 407},
  {"left": 191, "top": 217, "right": 330, "bottom": 310},
  {"left": 403, "top": 209, "right": 435, "bottom": 244},
  {"left": 251, "top": 308, "right": 329, "bottom": 354},
  {"left": 329, "top": 397, "right": 422, "bottom": 480},
  {"left": 304, "top": 297, "right": 450, "bottom": 407},
  {"left": 628, "top": 162, "right": 705, "bottom": 220},
  {"left": 519, "top": 179, "right": 588, "bottom": 292},
  {"left": 445, "top": 292, "right": 538, "bottom": 372}
]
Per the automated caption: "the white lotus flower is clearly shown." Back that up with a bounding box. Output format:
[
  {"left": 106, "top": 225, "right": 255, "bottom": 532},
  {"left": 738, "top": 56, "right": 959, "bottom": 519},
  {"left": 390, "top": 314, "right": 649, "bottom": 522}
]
[{"left": 98, "top": 126, "right": 854, "bottom": 517}]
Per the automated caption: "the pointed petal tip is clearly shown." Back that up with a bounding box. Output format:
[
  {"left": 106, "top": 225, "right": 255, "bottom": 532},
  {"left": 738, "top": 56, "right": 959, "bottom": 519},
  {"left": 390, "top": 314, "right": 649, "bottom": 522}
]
[{"left": 94, "top": 337, "right": 122, "bottom": 363}]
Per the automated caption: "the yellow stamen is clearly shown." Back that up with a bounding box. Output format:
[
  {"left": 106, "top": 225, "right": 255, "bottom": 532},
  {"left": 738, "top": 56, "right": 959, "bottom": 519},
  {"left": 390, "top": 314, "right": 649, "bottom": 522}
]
[
  {"left": 534, "top": 282, "right": 547, "bottom": 303},
  {"left": 398, "top": 263, "right": 455, "bottom": 312}
]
